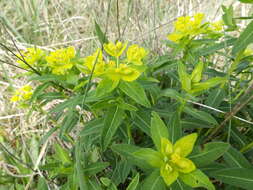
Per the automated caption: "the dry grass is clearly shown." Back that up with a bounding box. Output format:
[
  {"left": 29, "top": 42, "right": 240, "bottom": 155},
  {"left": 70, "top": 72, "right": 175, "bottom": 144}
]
[{"left": 0, "top": 0, "right": 252, "bottom": 187}]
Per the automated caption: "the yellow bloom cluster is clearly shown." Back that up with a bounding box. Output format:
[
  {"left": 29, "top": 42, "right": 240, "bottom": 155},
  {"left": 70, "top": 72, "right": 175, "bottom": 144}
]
[
  {"left": 104, "top": 41, "right": 128, "bottom": 58},
  {"left": 46, "top": 46, "right": 76, "bottom": 75},
  {"left": 17, "top": 48, "right": 45, "bottom": 68},
  {"left": 81, "top": 49, "right": 105, "bottom": 76},
  {"left": 11, "top": 85, "right": 33, "bottom": 102},
  {"left": 168, "top": 13, "right": 223, "bottom": 43},
  {"left": 127, "top": 44, "right": 148, "bottom": 65},
  {"left": 82, "top": 42, "right": 148, "bottom": 82},
  {"left": 159, "top": 134, "right": 197, "bottom": 186}
]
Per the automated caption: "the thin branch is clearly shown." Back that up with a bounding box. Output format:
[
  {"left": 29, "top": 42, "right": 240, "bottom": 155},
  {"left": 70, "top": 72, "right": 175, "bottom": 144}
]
[
  {"left": 187, "top": 100, "right": 253, "bottom": 125},
  {"left": 116, "top": 0, "right": 121, "bottom": 40},
  {"left": 205, "top": 82, "right": 253, "bottom": 142},
  {"left": 0, "top": 58, "right": 30, "bottom": 71},
  {"left": 0, "top": 142, "right": 35, "bottom": 172}
]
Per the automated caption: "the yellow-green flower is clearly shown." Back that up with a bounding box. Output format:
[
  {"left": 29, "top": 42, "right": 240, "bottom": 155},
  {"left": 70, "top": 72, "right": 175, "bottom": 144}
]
[
  {"left": 209, "top": 21, "right": 223, "bottom": 32},
  {"left": 46, "top": 46, "right": 76, "bottom": 75},
  {"left": 127, "top": 44, "right": 148, "bottom": 65},
  {"left": 168, "top": 13, "right": 223, "bottom": 43},
  {"left": 106, "top": 62, "right": 141, "bottom": 82},
  {"left": 17, "top": 48, "right": 45, "bottom": 68},
  {"left": 167, "top": 13, "right": 206, "bottom": 43},
  {"left": 168, "top": 33, "right": 184, "bottom": 43},
  {"left": 11, "top": 85, "right": 33, "bottom": 102},
  {"left": 159, "top": 134, "right": 197, "bottom": 186},
  {"left": 174, "top": 16, "right": 192, "bottom": 33},
  {"left": 135, "top": 133, "right": 197, "bottom": 186},
  {"left": 104, "top": 41, "right": 128, "bottom": 57},
  {"left": 82, "top": 48, "right": 105, "bottom": 76}
]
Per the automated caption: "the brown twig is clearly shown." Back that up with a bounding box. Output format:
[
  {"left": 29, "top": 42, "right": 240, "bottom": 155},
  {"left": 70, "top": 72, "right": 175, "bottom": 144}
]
[
  {"left": 206, "top": 81, "right": 253, "bottom": 142},
  {"left": 116, "top": 0, "right": 121, "bottom": 40}
]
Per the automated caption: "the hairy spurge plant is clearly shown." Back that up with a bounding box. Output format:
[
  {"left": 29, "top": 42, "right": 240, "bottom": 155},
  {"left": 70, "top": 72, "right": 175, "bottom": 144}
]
[{"left": 2, "top": 2, "right": 253, "bottom": 190}]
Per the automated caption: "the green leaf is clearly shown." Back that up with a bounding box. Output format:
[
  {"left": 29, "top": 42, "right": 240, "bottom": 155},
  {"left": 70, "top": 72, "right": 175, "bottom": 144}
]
[
  {"left": 180, "top": 169, "right": 215, "bottom": 190},
  {"left": 151, "top": 112, "right": 169, "bottom": 150},
  {"left": 170, "top": 179, "right": 193, "bottom": 190},
  {"left": 223, "top": 147, "right": 252, "bottom": 168},
  {"left": 29, "top": 82, "right": 50, "bottom": 103},
  {"left": 189, "top": 142, "right": 230, "bottom": 167},
  {"left": 191, "top": 62, "right": 204, "bottom": 83},
  {"left": 210, "top": 168, "right": 253, "bottom": 190},
  {"left": 168, "top": 112, "right": 182, "bottom": 143},
  {"left": 88, "top": 179, "right": 103, "bottom": 190},
  {"left": 132, "top": 110, "right": 151, "bottom": 135},
  {"left": 232, "top": 20, "right": 253, "bottom": 55},
  {"left": 100, "top": 177, "right": 111, "bottom": 187},
  {"left": 126, "top": 173, "right": 139, "bottom": 190},
  {"left": 181, "top": 118, "right": 213, "bottom": 129},
  {"left": 184, "top": 107, "right": 217, "bottom": 125},
  {"left": 160, "top": 89, "right": 184, "bottom": 102},
  {"left": 239, "top": 0, "right": 253, "bottom": 3},
  {"left": 119, "top": 81, "right": 151, "bottom": 108},
  {"left": 190, "top": 77, "right": 226, "bottom": 94},
  {"left": 94, "top": 21, "right": 109, "bottom": 46},
  {"left": 96, "top": 78, "right": 119, "bottom": 97},
  {"left": 49, "top": 95, "right": 81, "bottom": 114},
  {"left": 54, "top": 143, "right": 71, "bottom": 164},
  {"left": 75, "top": 140, "right": 89, "bottom": 190},
  {"left": 60, "top": 110, "right": 79, "bottom": 137},
  {"left": 194, "top": 38, "right": 236, "bottom": 56},
  {"left": 178, "top": 62, "right": 191, "bottom": 92},
  {"left": 38, "top": 92, "right": 65, "bottom": 102},
  {"left": 133, "top": 148, "right": 163, "bottom": 168},
  {"left": 222, "top": 5, "right": 237, "bottom": 31},
  {"left": 111, "top": 144, "right": 151, "bottom": 169},
  {"left": 141, "top": 170, "right": 166, "bottom": 190},
  {"left": 111, "top": 160, "right": 131, "bottom": 185},
  {"left": 37, "top": 177, "right": 48, "bottom": 190},
  {"left": 84, "top": 162, "right": 109, "bottom": 176},
  {"left": 29, "top": 74, "right": 62, "bottom": 82},
  {"left": 101, "top": 106, "right": 124, "bottom": 151},
  {"left": 40, "top": 127, "right": 58, "bottom": 145},
  {"left": 205, "top": 88, "right": 226, "bottom": 108},
  {"left": 80, "top": 118, "right": 103, "bottom": 137}
]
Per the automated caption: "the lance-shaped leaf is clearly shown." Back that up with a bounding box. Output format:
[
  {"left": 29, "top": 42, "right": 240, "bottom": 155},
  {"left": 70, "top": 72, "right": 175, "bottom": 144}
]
[
  {"left": 133, "top": 148, "right": 163, "bottom": 168},
  {"left": 180, "top": 170, "right": 215, "bottom": 190},
  {"left": 232, "top": 20, "right": 253, "bottom": 55},
  {"left": 223, "top": 147, "right": 252, "bottom": 168},
  {"left": 126, "top": 173, "right": 139, "bottom": 190},
  {"left": 191, "top": 62, "right": 204, "bottom": 83},
  {"left": 178, "top": 62, "right": 191, "bottom": 92},
  {"left": 189, "top": 142, "right": 230, "bottom": 167},
  {"left": 168, "top": 112, "right": 182, "bottom": 143},
  {"left": 119, "top": 81, "right": 151, "bottom": 108},
  {"left": 111, "top": 144, "right": 151, "bottom": 169},
  {"left": 141, "top": 170, "right": 166, "bottom": 190},
  {"left": 190, "top": 77, "right": 226, "bottom": 94},
  {"left": 101, "top": 106, "right": 124, "bottom": 151},
  {"left": 210, "top": 168, "right": 253, "bottom": 190},
  {"left": 151, "top": 112, "right": 169, "bottom": 150}
]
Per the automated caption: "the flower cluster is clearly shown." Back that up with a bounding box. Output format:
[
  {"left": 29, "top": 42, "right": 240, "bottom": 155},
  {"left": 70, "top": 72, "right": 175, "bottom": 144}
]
[
  {"left": 17, "top": 46, "right": 76, "bottom": 75},
  {"left": 159, "top": 134, "right": 197, "bottom": 185},
  {"left": 17, "top": 48, "right": 45, "bottom": 68},
  {"left": 138, "top": 133, "right": 197, "bottom": 186},
  {"left": 168, "top": 13, "right": 223, "bottom": 43},
  {"left": 11, "top": 85, "right": 33, "bottom": 102},
  {"left": 82, "top": 41, "right": 148, "bottom": 83},
  {"left": 46, "top": 46, "right": 76, "bottom": 75}
]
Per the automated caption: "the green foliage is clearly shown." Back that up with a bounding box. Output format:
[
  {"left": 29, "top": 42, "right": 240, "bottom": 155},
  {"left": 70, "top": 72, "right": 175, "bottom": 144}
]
[{"left": 2, "top": 3, "right": 253, "bottom": 190}]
